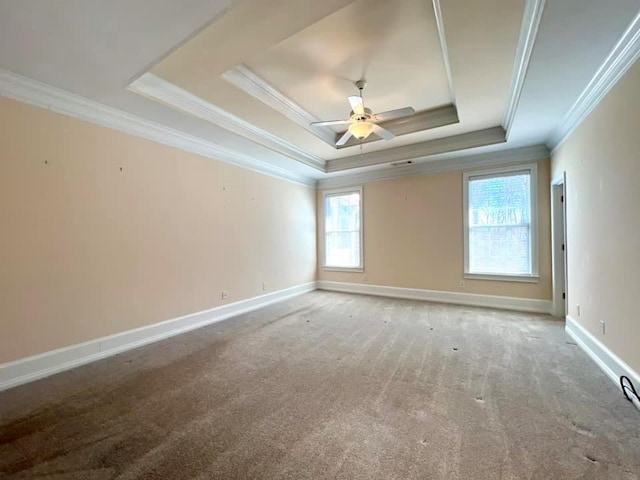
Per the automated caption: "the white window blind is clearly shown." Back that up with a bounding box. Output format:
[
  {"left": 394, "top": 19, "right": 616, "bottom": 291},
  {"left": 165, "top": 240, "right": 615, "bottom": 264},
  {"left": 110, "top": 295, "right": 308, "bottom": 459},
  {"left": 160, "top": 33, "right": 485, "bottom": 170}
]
[
  {"left": 324, "top": 189, "right": 362, "bottom": 269},
  {"left": 465, "top": 167, "right": 536, "bottom": 277}
]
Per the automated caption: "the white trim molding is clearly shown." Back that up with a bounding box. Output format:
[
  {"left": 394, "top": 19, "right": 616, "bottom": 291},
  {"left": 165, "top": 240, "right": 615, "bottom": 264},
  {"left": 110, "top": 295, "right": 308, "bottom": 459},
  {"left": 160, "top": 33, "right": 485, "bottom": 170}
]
[
  {"left": 318, "top": 144, "right": 549, "bottom": 189},
  {"left": 432, "top": 0, "right": 456, "bottom": 103},
  {"left": 503, "top": 0, "right": 546, "bottom": 137},
  {"left": 550, "top": 174, "right": 567, "bottom": 318},
  {"left": 221, "top": 64, "right": 336, "bottom": 145},
  {"left": 317, "top": 281, "right": 551, "bottom": 314},
  {"left": 548, "top": 11, "right": 640, "bottom": 151},
  {"left": 463, "top": 273, "right": 539, "bottom": 283},
  {"left": 565, "top": 315, "right": 640, "bottom": 411},
  {"left": 0, "top": 282, "right": 317, "bottom": 391},
  {"left": 128, "top": 73, "right": 325, "bottom": 171},
  {"left": 0, "top": 68, "right": 316, "bottom": 187}
]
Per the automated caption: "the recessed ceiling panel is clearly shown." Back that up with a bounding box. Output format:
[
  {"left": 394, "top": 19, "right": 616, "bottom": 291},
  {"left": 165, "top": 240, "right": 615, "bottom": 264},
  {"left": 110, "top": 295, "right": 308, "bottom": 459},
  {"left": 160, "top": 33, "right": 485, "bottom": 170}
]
[{"left": 245, "top": 0, "right": 452, "bottom": 123}]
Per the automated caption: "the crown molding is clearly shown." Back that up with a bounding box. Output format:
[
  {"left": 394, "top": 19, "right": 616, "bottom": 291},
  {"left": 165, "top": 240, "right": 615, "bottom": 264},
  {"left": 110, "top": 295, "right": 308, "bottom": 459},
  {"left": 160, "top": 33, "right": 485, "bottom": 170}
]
[
  {"left": 0, "top": 68, "right": 317, "bottom": 187},
  {"left": 221, "top": 64, "right": 336, "bottom": 145},
  {"left": 503, "top": 0, "right": 546, "bottom": 137},
  {"left": 432, "top": 0, "right": 456, "bottom": 102},
  {"left": 128, "top": 73, "right": 325, "bottom": 171},
  {"left": 318, "top": 144, "right": 549, "bottom": 189},
  {"left": 548, "top": 11, "right": 640, "bottom": 152},
  {"left": 326, "top": 126, "right": 507, "bottom": 172}
]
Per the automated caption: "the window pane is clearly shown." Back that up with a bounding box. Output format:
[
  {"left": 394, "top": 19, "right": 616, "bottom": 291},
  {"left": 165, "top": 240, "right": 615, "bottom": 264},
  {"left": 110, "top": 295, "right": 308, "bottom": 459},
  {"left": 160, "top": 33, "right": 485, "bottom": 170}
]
[
  {"left": 469, "top": 173, "right": 530, "bottom": 227},
  {"left": 324, "top": 191, "right": 361, "bottom": 268},
  {"left": 469, "top": 225, "right": 530, "bottom": 274},
  {"left": 326, "top": 193, "right": 360, "bottom": 233},
  {"left": 325, "top": 232, "right": 360, "bottom": 268},
  {"left": 468, "top": 172, "right": 532, "bottom": 275}
]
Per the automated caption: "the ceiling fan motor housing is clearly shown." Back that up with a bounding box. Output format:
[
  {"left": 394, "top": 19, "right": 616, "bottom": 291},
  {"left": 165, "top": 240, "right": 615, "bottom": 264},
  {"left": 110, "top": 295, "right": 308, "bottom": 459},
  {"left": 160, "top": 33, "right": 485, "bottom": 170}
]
[{"left": 350, "top": 107, "right": 372, "bottom": 123}]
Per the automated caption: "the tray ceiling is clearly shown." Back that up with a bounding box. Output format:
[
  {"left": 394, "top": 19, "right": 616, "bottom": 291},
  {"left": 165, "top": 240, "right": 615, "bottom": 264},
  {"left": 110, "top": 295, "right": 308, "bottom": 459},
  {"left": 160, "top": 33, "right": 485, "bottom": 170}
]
[
  {"left": 0, "top": 0, "right": 638, "bottom": 184},
  {"left": 244, "top": 0, "right": 452, "bottom": 122},
  {"left": 135, "top": 0, "right": 525, "bottom": 165}
]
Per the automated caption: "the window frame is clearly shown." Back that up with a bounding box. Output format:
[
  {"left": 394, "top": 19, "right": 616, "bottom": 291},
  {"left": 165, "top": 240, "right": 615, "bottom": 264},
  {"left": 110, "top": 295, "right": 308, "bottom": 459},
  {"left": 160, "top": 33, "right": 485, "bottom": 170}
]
[
  {"left": 322, "top": 186, "right": 364, "bottom": 272},
  {"left": 463, "top": 163, "right": 539, "bottom": 283}
]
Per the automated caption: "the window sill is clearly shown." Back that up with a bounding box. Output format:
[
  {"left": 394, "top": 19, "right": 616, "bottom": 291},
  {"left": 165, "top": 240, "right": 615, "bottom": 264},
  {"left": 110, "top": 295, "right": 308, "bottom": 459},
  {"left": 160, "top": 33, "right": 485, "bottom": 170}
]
[
  {"left": 323, "top": 266, "right": 364, "bottom": 273},
  {"left": 464, "top": 273, "right": 539, "bottom": 283}
]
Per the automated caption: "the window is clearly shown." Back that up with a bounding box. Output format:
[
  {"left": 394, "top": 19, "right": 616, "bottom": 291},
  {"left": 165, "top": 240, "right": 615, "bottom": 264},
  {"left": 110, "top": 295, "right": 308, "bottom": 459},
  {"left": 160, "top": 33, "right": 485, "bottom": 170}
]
[
  {"left": 323, "top": 187, "right": 363, "bottom": 271},
  {"left": 463, "top": 164, "right": 538, "bottom": 281}
]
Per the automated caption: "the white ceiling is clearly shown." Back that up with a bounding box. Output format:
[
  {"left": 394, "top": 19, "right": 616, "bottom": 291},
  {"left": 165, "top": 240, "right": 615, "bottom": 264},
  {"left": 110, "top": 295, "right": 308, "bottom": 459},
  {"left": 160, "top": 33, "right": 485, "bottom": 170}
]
[
  {"left": 246, "top": 0, "right": 452, "bottom": 122},
  {"left": 0, "top": 0, "right": 638, "bottom": 184},
  {"left": 508, "top": 0, "right": 640, "bottom": 146}
]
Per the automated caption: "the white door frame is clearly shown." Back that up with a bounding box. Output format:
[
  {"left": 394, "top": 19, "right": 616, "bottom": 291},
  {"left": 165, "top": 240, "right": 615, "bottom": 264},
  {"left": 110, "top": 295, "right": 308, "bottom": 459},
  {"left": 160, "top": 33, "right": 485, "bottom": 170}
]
[{"left": 550, "top": 173, "right": 567, "bottom": 317}]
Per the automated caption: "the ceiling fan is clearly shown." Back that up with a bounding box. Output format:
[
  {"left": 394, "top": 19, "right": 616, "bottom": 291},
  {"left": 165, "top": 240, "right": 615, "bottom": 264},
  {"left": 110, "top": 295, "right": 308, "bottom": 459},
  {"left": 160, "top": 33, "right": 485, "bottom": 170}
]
[{"left": 310, "top": 80, "right": 415, "bottom": 146}]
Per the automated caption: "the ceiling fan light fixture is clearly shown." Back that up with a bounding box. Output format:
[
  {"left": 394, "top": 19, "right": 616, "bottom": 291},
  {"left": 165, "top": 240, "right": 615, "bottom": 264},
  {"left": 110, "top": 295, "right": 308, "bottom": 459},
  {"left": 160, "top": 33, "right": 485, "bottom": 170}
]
[
  {"left": 310, "top": 79, "right": 414, "bottom": 146},
  {"left": 349, "top": 121, "right": 373, "bottom": 140}
]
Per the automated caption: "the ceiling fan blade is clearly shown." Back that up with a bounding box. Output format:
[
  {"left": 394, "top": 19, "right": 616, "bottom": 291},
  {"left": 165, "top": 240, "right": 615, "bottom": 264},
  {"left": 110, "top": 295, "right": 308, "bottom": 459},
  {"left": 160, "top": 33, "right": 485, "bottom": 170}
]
[
  {"left": 371, "top": 123, "right": 395, "bottom": 141},
  {"left": 372, "top": 107, "right": 415, "bottom": 122},
  {"left": 348, "top": 95, "right": 365, "bottom": 115},
  {"left": 310, "top": 119, "right": 352, "bottom": 127},
  {"left": 336, "top": 129, "right": 353, "bottom": 146}
]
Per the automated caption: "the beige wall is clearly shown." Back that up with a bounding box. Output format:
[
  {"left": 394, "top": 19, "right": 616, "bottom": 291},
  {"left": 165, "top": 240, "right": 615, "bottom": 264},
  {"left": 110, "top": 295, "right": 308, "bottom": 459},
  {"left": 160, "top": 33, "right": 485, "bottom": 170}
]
[
  {"left": 318, "top": 159, "right": 552, "bottom": 300},
  {"left": 551, "top": 60, "right": 640, "bottom": 373},
  {"left": 0, "top": 97, "right": 316, "bottom": 364}
]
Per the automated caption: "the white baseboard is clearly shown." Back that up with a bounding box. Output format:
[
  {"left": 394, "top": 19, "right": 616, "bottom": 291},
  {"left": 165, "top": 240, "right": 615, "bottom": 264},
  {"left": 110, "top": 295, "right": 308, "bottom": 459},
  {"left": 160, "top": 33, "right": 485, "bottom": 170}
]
[
  {"left": 565, "top": 315, "right": 640, "bottom": 411},
  {"left": 317, "top": 281, "right": 551, "bottom": 314},
  {"left": 0, "top": 282, "right": 316, "bottom": 392}
]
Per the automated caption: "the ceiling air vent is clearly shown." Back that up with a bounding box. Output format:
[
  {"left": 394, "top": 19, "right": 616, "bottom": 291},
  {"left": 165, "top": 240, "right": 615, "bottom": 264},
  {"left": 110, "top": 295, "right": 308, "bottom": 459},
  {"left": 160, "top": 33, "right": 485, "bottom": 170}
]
[{"left": 390, "top": 160, "right": 414, "bottom": 167}]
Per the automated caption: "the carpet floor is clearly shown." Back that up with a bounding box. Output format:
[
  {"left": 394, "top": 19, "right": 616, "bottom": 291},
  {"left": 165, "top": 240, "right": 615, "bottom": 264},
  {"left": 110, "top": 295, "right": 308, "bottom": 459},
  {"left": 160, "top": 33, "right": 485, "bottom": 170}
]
[{"left": 1, "top": 291, "right": 639, "bottom": 479}]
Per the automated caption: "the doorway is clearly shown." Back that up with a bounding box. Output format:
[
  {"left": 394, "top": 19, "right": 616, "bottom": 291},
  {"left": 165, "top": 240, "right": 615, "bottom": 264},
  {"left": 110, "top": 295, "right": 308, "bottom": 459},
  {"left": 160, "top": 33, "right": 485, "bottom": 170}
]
[{"left": 551, "top": 174, "right": 567, "bottom": 317}]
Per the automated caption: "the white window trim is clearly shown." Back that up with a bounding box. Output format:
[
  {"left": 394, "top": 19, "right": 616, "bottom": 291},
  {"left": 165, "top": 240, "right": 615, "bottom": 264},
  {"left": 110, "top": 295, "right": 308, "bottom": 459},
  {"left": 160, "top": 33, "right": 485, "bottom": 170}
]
[
  {"left": 322, "top": 186, "right": 364, "bottom": 272},
  {"left": 463, "top": 163, "right": 539, "bottom": 282}
]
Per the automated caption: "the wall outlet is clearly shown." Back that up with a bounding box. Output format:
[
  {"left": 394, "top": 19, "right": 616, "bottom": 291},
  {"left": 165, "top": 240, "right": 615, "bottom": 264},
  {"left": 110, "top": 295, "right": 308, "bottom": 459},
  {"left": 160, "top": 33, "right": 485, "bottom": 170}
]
[
  {"left": 600, "top": 320, "right": 606, "bottom": 335},
  {"left": 363, "top": 274, "right": 368, "bottom": 282},
  {"left": 576, "top": 304, "right": 581, "bottom": 316},
  {"left": 221, "top": 291, "right": 229, "bottom": 300},
  {"left": 262, "top": 282, "right": 267, "bottom": 291},
  {"left": 459, "top": 280, "right": 465, "bottom": 288}
]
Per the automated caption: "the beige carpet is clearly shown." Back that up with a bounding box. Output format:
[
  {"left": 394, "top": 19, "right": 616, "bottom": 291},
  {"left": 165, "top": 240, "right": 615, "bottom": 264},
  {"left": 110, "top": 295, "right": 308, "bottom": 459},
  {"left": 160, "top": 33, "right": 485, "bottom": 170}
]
[{"left": 1, "top": 291, "right": 639, "bottom": 479}]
